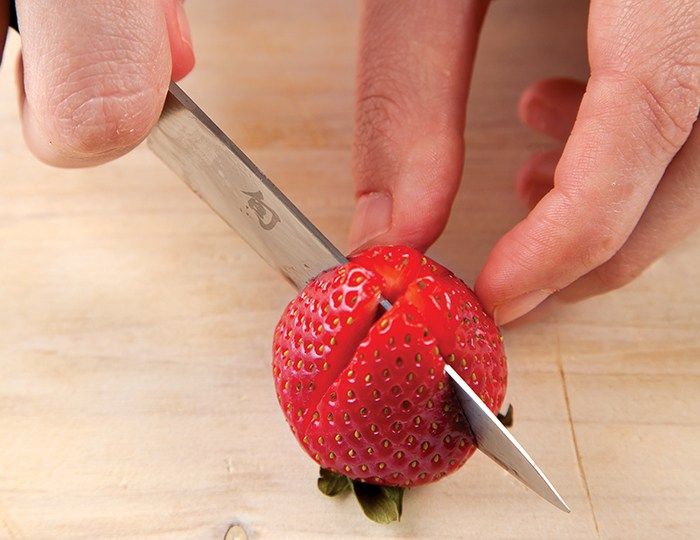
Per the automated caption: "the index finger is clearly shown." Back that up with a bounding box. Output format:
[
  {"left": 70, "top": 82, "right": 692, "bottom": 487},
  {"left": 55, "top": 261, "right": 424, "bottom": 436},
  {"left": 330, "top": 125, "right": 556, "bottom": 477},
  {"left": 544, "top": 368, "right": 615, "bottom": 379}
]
[{"left": 349, "top": 0, "right": 490, "bottom": 251}]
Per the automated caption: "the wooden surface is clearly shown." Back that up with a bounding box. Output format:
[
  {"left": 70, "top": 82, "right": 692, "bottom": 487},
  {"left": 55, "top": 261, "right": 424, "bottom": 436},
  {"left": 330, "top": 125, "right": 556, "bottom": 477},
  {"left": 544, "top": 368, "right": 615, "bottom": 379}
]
[{"left": 1, "top": 1, "right": 698, "bottom": 538}]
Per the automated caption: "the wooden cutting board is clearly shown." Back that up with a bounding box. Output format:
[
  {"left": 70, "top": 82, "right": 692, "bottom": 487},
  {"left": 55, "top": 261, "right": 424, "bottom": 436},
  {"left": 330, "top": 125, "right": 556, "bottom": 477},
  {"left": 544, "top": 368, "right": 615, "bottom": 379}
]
[{"left": 1, "top": 1, "right": 698, "bottom": 538}]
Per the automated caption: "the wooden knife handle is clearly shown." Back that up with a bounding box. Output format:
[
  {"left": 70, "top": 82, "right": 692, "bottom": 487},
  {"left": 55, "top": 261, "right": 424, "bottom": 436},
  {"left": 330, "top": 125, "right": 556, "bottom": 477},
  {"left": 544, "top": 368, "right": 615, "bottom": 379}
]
[{"left": 8, "top": 0, "right": 17, "bottom": 31}]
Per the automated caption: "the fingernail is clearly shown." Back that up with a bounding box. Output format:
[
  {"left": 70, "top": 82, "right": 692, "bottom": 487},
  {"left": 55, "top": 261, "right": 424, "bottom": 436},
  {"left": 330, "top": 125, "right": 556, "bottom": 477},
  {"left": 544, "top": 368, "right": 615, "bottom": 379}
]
[
  {"left": 493, "top": 289, "right": 554, "bottom": 326},
  {"left": 348, "top": 192, "right": 392, "bottom": 251},
  {"left": 176, "top": 1, "right": 192, "bottom": 49}
]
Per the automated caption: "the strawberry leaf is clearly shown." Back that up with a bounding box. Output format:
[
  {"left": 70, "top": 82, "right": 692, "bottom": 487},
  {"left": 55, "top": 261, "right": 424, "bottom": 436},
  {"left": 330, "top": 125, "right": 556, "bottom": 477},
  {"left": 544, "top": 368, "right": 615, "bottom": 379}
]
[
  {"left": 384, "top": 484, "right": 404, "bottom": 517},
  {"left": 497, "top": 403, "right": 514, "bottom": 427},
  {"left": 351, "top": 480, "right": 404, "bottom": 524},
  {"left": 317, "top": 468, "right": 352, "bottom": 497}
]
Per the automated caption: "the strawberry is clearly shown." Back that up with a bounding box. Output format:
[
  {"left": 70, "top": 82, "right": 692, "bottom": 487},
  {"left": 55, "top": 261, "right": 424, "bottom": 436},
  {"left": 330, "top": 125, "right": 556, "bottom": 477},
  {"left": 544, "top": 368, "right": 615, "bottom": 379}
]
[{"left": 272, "top": 246, "right": 507, "bottom": 522}]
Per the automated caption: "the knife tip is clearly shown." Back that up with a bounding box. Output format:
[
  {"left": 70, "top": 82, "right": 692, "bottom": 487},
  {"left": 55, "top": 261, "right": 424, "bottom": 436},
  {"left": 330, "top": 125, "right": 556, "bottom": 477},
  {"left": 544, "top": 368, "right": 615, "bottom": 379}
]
[
  {"left": 557, "top": 498, "right": 572, "bottom": 513},
  {"left": 549, "top": 491, "right": 571, "bottom": 513}
]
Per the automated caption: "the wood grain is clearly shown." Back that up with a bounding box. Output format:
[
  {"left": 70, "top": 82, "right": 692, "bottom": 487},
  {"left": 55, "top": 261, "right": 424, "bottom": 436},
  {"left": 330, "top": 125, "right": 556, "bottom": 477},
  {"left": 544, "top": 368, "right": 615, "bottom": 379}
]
[{"left": 1, "top": 1, "right": 698, "bottom": 538}]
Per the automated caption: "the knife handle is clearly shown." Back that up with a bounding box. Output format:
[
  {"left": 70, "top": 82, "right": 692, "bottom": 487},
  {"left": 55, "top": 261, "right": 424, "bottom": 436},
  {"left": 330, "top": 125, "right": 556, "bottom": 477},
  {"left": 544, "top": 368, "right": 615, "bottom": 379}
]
[{"left": 8, "top": 0, "right": 18, "bottom": 31}]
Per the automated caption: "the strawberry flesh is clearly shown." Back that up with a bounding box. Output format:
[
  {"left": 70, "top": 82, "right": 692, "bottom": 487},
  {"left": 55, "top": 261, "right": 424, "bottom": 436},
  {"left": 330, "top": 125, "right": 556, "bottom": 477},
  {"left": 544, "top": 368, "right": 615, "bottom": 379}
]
[
  {"left": 273, "top": 263, "right": 382, "bottom": 437},
  {"left": 272, "top": 245, "right": 507, "bottom": 487}
]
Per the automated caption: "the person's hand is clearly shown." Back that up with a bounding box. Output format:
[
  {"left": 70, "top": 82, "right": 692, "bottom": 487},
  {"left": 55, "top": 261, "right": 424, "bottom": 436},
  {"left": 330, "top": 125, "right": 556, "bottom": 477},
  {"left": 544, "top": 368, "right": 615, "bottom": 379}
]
[
  {"left": 0, "top": 0, "right": 194, "bottom": 167},
  {"left": 348, "top": 0, "right": 699, "bottom": 325}
]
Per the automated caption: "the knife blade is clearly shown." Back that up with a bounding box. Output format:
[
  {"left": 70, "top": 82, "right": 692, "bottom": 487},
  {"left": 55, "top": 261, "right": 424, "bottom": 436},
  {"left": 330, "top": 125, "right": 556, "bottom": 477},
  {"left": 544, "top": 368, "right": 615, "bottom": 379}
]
[
  {"left": 148, "top": 83, "right": 346, "bottom": 289},
  {"left": 148, "top": 82, "right": 569, "bottom": 512},
  {"left": 446, "top": 365, "right": 570, "bottom": 512}
]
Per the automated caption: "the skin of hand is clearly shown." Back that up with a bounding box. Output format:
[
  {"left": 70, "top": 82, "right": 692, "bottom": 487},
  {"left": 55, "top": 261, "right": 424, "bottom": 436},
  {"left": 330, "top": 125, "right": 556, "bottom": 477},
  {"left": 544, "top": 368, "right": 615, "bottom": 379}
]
[
  {"left": 349, "top": 0, "right": 700, "bottom": 325},
  {"left": 0, "top": 0, "right": 194, "bottom": 167}
]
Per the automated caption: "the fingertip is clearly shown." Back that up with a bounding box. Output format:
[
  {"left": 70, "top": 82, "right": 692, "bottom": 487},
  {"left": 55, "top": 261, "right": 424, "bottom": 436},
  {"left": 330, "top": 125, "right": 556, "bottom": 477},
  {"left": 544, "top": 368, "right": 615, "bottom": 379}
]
[
  {"left": 347, "top": 187, "right": 450, "bottom": 254},
  {"left": 18, "top": 0, "right": 172, "bottom": 167},
  {"left": 473, "top": 248, "right": 516, "bottom": 319},
  {"left": 166, "top": 0, "right": 195, "bottom": 81},
  {"left": 171, "top": 47, "right": 195, "bottom": 82},
  {"left": 518, "top": 77, "right": 586, "bottom": 141},
  {"left": 517, "top": 79, "right": 560, "bottom": 130},
  {"left": 518, "top": 88, "right": 559, "bottom": 140},
  {"left": 519, "top": 78, "right": 586, "bottom": 107},
  {"left": 352, "top": 125, "right": 464, "bottom": 252},
  {"left": 475, "top": 248, "right": 557, "bottom": 325},
  {"left": 492, "top": 289, "right": 554, "bottom": 326},
  {"left": 517, "top": 83, "right": 541, "bottom": 126},
  {"left": 21, "top": 67, "right": 169, "bottom": 167},
  {"left": 474, "top": 189, "right": 582, "bottom": 322}
]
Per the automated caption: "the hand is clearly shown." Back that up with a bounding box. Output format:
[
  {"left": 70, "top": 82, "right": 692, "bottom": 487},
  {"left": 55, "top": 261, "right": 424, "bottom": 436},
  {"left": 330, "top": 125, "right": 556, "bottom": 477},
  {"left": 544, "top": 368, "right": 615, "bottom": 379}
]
[
  {"left": 0, "top": 0, "right": 194, "bottom": 167},
  {"left": 348, "top": 0, "right": 699, "bottom": 325}
]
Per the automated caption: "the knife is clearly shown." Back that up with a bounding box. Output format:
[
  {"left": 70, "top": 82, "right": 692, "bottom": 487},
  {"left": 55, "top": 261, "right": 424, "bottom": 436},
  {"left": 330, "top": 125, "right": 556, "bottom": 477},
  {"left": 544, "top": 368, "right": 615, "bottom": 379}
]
[{"left": 148, "top": 82, "right": 570, "bottom": 513}]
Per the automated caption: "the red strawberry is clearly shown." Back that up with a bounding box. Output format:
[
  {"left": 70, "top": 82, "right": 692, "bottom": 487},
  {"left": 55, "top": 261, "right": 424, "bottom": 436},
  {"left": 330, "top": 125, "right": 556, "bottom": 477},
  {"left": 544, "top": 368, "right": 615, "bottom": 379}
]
[{"left": 272, "top": 246, "right": 507, "bottom": 521}]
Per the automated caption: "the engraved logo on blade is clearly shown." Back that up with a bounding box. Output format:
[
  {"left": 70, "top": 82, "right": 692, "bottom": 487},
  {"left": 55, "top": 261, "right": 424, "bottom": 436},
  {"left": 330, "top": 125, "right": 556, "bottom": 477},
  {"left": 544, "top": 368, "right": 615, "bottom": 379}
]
[{"left": 243, "top": 190, "right": 280, "bottom": 230}]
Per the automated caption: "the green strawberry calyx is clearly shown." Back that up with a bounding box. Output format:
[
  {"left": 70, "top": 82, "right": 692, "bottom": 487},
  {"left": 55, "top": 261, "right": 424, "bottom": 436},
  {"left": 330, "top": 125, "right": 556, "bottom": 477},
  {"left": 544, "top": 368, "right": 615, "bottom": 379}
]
[{"left": 317, "top": 468, "right": 405, "bottom": 524}]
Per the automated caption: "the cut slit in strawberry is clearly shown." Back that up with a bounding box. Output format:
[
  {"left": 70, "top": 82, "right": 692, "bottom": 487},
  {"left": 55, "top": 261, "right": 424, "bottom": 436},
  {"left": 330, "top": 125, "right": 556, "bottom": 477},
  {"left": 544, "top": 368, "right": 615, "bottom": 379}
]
[
  {"left": 273, "top": 263, "right": 383, "bottom": 436},
  {"left": 303, "top": 295, "right": 476, "bottom": 487}
]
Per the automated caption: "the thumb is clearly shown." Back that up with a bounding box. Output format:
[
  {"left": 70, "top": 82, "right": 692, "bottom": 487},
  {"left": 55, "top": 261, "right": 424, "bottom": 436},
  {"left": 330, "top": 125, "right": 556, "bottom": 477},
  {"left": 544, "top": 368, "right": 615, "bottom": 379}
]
[
  {"left": 349, "top": 0, "right": 489, "bottom": 252},
  {"left": 16, "top": 0, "right": 193, "bottom": 167}
]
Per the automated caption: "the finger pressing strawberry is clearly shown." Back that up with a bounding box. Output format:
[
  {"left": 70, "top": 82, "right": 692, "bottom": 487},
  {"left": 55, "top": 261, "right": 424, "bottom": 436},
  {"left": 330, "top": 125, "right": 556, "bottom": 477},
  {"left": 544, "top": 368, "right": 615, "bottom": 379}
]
[{"left": 272, "top": 245, "right": 508, "bottom": 522}]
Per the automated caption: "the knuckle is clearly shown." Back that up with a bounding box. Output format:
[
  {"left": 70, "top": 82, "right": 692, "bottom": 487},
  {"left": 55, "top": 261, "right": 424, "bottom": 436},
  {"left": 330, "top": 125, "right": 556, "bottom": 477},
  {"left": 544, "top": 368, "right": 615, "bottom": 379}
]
[
  {"left": 353, "top": 59, "right": 465, "bottom": 187},
  {"left": 592, "top": 4, "right": 700, "bottom": 158},
  {"left": 544, "top": 190, "right": 625, "bottom": 274},
  {"left": 593, "top": 68, "right": 699, "bottom": 160},
  {"left": 354, "top": 52, "right": 413, "bottom": 150},
  {"left": 354, "top": 91, "right": 406, "bottom": 156},
  {"left": 592, "top": 254, "right": 647, "bottom": 292},
  {"left": 567, "top": 223, "right": 620, "bottom": 273},
  {"left": 352, "top": 91, "right": 405, "bottom": 183},
  {"left": 630, "top": 70, "right": 699, "bottom": 153}
]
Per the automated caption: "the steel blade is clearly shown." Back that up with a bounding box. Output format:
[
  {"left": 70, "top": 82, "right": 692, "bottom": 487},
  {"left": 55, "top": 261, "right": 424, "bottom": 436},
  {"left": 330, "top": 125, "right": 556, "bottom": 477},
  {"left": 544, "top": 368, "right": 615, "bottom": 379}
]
[
  {"left": 446, "top": 365, "right": 570, "bottom": 512},
  {"left": 148, "top": 83, "right": 346, "bottom": 289}
]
